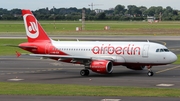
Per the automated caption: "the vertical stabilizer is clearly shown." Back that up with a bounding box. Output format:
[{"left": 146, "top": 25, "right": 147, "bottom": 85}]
[{"left": 22, "top": 9, "right": 51, "bottom": 42}]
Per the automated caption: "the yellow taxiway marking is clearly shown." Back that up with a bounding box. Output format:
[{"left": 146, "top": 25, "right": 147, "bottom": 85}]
[{"left": 156, "top": 65, "right": 180, "bottom": 74}]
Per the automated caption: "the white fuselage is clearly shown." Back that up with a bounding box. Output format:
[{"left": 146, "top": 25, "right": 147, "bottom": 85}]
[{"left": 51, "top": 40, "right": 177, "bottom": 65}]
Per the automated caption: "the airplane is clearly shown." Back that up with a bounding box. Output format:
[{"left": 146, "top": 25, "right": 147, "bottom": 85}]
[{"left": 17, "top": 9, "right": 177, "bottom": 77}]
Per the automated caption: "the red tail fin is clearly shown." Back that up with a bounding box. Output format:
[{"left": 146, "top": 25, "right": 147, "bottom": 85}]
[{"left": 22, "top": 9, "right": 51, "bottom": 42}]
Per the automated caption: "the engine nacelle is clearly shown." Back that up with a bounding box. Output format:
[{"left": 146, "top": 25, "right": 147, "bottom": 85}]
[
  {"left": 90, "top": 60, "right": 113, "bottom": 74},
  {"left": 126, "top": 65, "right": 145, "bottom": 70}
]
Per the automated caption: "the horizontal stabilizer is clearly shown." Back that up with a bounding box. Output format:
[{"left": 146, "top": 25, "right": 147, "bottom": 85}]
[
  {"left": 15, "top": 51, "right": 30, "bottom": 57},
  {"left": 4, "top": 44, "right": 19, "bottom": 47},
  {"left": 18, "top": 46, "right": 37, "bottom": 49},
  {"left": 16, "top": 51, "right": 21, "bottom": 57},
  {"left": 5, "top": 44, "right": 37, "bottom": 49}
]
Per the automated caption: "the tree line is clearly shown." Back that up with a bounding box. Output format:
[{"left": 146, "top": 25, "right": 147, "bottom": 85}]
[{"left": 0, "top": 4, "right": 180, "bottom": 21}]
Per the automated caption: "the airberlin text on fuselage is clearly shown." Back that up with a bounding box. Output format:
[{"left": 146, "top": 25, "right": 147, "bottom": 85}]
[{"left": 92, "top": 44, "right": 141, "bottom": 55}]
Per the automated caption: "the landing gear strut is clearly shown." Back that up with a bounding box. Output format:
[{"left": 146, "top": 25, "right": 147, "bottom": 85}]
[
  {"left": 80, "top": 69, "right": 89, "bottom": 76},
  {"left": 147, "top": 65, "right": 154, "bottom": 76}
]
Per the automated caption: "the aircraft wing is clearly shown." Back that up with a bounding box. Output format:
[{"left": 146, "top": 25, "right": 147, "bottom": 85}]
[{"left": 29, "top": 54, "right": 115, "bottom": 61}]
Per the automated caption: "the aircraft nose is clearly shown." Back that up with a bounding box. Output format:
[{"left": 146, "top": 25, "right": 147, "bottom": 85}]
[{"left": 170, "top": 53, "right": 177, "bottom": 63}]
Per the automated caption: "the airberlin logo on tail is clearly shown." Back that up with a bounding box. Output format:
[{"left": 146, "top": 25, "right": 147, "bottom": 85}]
[
  {"left": 28, "top": 22, "right": 37, "bottom": 33},
  {"left": 23, "top": 14, "right": 39, "bottom": 38}
]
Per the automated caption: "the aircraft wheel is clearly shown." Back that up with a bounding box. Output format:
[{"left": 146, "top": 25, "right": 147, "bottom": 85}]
[
  {"left": 85, "top": 70, "right": 90, "bottom": 75},
  {"left": 80, "top": 69, "right": 89, "bottom": 76},
  {"left": 147, "top": 71, "right": 154, "bottom": 76}
]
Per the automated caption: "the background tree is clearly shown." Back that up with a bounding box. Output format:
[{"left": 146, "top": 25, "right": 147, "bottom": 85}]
[
  {"left": 0, "top": 5, "right": 180, "bottom": 21},
  {"left": 96, "top": 12, "right": 106, "bottom": 20},
  {"left": 114, "top": 5, "right": 126, "bottom": 15}
]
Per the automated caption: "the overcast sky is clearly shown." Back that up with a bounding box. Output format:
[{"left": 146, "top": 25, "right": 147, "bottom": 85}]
[{"left": 1, "top": 0, "right": 180, "bottom": 10}]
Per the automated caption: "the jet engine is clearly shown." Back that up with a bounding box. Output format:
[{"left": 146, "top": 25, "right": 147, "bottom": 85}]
[{"left": 90, "top": 60, "right": 113, "bottom": 74}]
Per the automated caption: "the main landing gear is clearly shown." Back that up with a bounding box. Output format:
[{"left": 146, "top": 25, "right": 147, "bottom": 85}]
[
  {"left": 79, "top": 65, "right": 155, "bottom": 76},
  {"left": 80, "top": 69, "right": 90, "bottom": 76},
  {"left": 147, "top": 65, "right": 154, "bottom": 76}
]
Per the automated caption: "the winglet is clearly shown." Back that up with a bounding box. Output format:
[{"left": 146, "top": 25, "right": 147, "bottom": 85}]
[{"left": 16, "top": 51, "right": 21, "bottom": 57}]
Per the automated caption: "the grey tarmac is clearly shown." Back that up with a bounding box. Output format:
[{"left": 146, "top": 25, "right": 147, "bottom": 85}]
[{"left": 0, "top": 95, "right": 180, "bottom": 101}]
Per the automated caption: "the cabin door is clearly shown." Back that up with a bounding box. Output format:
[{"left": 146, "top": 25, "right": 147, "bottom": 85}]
[{"left": 142, "top": 44, "right": 149, "bottom": 57}]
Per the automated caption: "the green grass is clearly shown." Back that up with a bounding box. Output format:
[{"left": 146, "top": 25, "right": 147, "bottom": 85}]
[
  {"left": 173, "top": 54, "right": 180, "bottom": 64},
  {"left": 0, "top": 82, "right": 179, "bottom": 97},
  {"left": 1, "top": 21, "right": 180, "bottom": 35}
]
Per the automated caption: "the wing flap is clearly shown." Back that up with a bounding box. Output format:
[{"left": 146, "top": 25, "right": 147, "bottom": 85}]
[{"left": 29, "top": 54, "right": 91, "bottom": 60}]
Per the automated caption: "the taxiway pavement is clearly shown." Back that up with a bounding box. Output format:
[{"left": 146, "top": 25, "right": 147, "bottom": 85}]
[{"left": 0, "top": 55, "right": 180, "bottom": 88}]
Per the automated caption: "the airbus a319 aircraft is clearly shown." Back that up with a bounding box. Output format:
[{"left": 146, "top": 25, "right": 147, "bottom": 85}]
[{"left": 18, "top": 9, "right": 177, "bottom": 76}]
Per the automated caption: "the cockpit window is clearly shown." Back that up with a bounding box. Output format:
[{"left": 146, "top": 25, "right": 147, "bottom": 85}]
[
  {"left": 160, "top": 49, "right": 164, "bottom": 52},
  {"left": 164, "top": 49, "right": 169, "bottom": 52},
  {"left": 156, "top": 48, "right": 170, "bottom": 52}
]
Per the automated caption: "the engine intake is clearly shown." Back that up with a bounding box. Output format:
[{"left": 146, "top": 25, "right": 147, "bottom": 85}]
[{"left": 90, "top": 60, "right": 113, "bottom": 74}]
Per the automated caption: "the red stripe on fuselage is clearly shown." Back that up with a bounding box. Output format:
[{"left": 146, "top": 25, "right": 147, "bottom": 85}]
[{"left": 19, "top": 42, "right": 68, "bottom": 55}]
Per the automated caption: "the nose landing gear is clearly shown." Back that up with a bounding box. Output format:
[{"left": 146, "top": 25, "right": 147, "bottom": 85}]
[
  {"left": 147, "top": 71, "right": 154, "bottom": 76},
  {"left": 147, "top": 65, "right": 154, "bottom": 76}
]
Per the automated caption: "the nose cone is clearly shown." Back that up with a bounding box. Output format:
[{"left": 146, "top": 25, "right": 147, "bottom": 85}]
[{"left": 169, "top": 52, "right": 177, "bottom": 63}]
